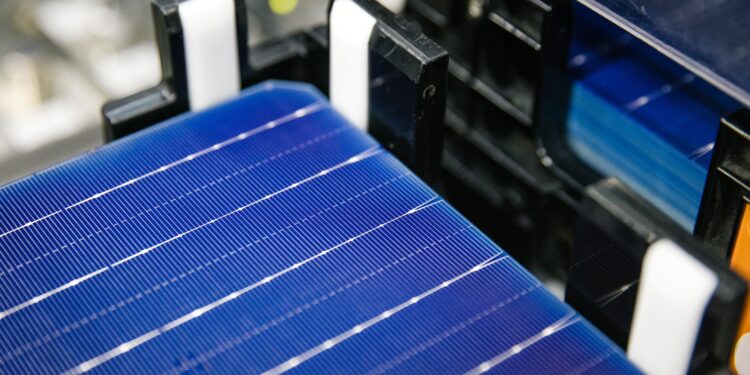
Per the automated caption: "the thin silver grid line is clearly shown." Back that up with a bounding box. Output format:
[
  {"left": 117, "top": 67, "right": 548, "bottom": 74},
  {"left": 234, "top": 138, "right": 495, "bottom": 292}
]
[
  {"left": 167, "top": 226, "right": 477, "bottom": 375},
  {"left": 65, "top": 197, "right": 443, "bottom": 374},
  {"left": 262, "top": 254, "right": 509, "bottom": 375},
  {"left": 464, "top": 313, "right": 581, "bottom": 375},
  {"left": 366, "top": 283, "right": 543, "bottom": 375},
  {"left": 0, "top": 102, "right": 327, "bottom": 240},
  {"left": 566, "top": 349, "right": 616, "bottom": 375},
  {"left": 0, "top": 148, "right": 382, "bottom": 322},
  {"left": 0, "top": 126, "right": 350, "bottom": 279},
  {"left": 0, "top": 173, "right": 412, "bottom": 365}
]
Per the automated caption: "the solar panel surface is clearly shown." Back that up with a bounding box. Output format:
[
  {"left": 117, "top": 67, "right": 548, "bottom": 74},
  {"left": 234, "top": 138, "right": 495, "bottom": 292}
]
[{"left": 0, "top": 81, "right": 638, "bottom": 374}]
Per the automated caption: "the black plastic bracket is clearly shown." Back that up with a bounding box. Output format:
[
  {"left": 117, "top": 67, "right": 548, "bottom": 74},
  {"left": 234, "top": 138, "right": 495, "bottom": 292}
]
[
  {"left": 103, "top": 0, "right": 447, "bottom": 182},
  {"left": 328, "top": 0, "right": 449, "bottom": 182},
  {"left": 402, "top": 0, "right": 580, "bottom": 267},
  {"left": 696, "top": 109, "right": 750, "bottom": 258},
  {"left": 567, "top": 178, "right": 747, "bottom": 372},
  {"left": 102, "top": 0, "right": 250, "bottom": 141},
  {"left": 480, "top": 0, "right": 598, "bottom": 190},
  {"left": 531, "top": 1, "right": 600, "bottom": 190}
]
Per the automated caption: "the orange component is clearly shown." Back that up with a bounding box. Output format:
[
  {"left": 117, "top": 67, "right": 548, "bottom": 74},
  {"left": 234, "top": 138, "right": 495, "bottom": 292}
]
[{"left": 730, "top": 204, "right": 750, "bottom": 373}]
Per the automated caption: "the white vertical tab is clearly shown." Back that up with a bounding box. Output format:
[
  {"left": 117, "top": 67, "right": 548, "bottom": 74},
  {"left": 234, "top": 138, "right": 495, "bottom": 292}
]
[
  {"left": 628, "top": 239, "right": 718, "bottom": 375},
  {"left": 330, "top": 0, "right": 377, "bottom": 131},
  {"left": 179, "top": 0, "right": 241, "bottom": 111},
  {"left": 736, "top": 333, "right": 750, "bottom": 374},
  {"left": 377, "top": 0, "right": 407, "bottom": 13}
]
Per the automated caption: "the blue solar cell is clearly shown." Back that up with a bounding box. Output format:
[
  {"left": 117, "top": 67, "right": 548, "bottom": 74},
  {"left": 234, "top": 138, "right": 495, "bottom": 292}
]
[
  {"left": 0, "top": 81, "right": 637, "bottom": 374},
  {"left": 576, "top": 0, "right": 750, "bottom": 108},
  {"left": 567, "top": 6, "right": 740, "bottom": 230}
]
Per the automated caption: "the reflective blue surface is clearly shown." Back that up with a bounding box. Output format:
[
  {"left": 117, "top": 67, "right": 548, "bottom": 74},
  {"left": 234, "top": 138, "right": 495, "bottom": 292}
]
[
  {"left": 567, "top": 6, "right": 740, "bottom": 230},
  {"left": 577, "top": 0, "right": 750, "bottom": 108},
  {"left": 0, "top": 82, "right": 637, "bottom": 374}
]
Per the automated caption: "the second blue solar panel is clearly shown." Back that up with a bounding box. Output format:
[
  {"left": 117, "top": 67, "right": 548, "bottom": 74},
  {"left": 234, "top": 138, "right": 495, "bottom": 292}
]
[{"left": 567, "top": 6, "right": 740, "bottom": 230}]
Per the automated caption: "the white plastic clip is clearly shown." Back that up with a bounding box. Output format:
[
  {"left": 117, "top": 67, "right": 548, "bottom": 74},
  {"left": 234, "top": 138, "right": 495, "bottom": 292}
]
[
  {"left": 628, "top": 239, "right": 718, "bottom": 375},
  {"left": 329, "top": 0, "right": 377, "bottom": 131},
  {"left": 377, "top": 0, "right": 407, "bottom": 13},
  {"left": 179, "top": 0, "right": 241, "bottom": 111}
]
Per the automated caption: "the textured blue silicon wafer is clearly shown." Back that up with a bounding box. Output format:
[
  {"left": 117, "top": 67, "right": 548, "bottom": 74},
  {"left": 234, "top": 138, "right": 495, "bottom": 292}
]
[{"left": 0, "top": 81, "right": 638, "bottom": 374}]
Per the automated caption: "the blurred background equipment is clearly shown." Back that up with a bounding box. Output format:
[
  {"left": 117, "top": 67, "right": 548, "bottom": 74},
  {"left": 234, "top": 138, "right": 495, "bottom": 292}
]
[{"left": 0, "top": 0, "right": 328, "bottom": 184}]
